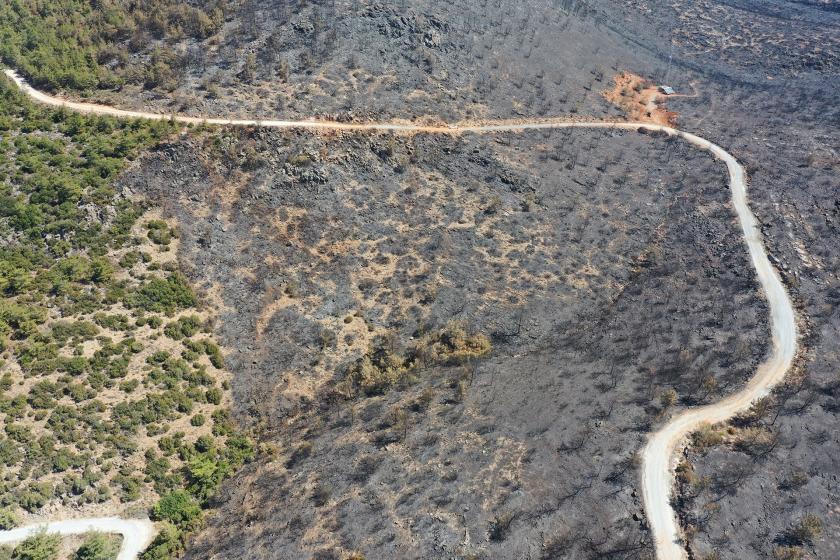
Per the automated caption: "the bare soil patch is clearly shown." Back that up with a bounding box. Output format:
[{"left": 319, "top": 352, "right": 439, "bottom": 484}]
[{"left": 602, "top": 72, "right": 678, "bottom": 126}]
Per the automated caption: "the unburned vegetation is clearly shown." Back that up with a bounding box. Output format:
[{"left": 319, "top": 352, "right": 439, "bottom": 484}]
[
  {"left": 0, "top": 0, "right": 228, "bottom": 91},
  {"left": 0, "top": 75, "right": 253, "bottom": 559}
]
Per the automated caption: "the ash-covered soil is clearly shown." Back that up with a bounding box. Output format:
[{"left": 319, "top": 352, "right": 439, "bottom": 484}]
[
  {"left": 592, "top": 2, "right": 840, "bottom": 558},
  {"left": 91, "top": 0, "right": 840, "bottom": 556},
  {"left": 86, "top": 0, "right": 656, "bottom": 122},
  {"left": 671, "top": 79, "right": 840, "bottom": 560},
  {"left": 118, "top": 127, "right": 767, "bottom": 559},
  {"left": 594, "top": 0, "right": 840, "bottom": 79}
]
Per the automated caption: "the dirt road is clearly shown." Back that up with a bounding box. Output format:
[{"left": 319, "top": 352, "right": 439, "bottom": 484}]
[
  {"left": 0, "top": 517, "right": 155, "bottom": 560},
  {"left": 2, "top": 68, "right": 797, "bottom": 560}
]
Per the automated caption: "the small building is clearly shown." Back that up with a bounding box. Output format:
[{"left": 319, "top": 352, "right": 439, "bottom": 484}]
[{"left": 659, "top": 85, "right": 676, "bottom": 95}]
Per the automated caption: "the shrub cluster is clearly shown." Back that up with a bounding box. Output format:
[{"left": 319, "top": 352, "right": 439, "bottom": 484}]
[
  {"left": 0, "top": 73, "right": 253, "bottom": 560},
  {"left": 336, "top": 323, "right": 492, "bottom": 397},
  {"left": 0, "top": 1, "right": 227, "bottom": 92}
]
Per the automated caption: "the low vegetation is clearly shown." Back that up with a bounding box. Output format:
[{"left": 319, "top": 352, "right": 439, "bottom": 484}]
[
  {"left": 334, "top": 323, "right": 491, "bottom": 398},
  {"left": 0, "top": 73, "right": 253, "bottom": 557},
  {"left": 0, "top": 0, "right": 227, "bottom": 92},
  {"left": 0, "top": 508, "right": 18, "bottom": 530},
  {"left": 73, "top": 532, "right": 120, "bottom": 560},
  {"left": 8, "top": 531, "right": 59, "bottom": 560}
]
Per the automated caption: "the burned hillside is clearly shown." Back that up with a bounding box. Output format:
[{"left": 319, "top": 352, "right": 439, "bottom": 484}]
[{"left": 117, "top": 126, "right": 768, "bottom": 558}]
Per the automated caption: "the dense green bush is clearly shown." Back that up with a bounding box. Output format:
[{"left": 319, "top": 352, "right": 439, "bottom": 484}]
[
  {"left": 151, "top": 490, "right": 201, "bottom": 525},
  {"left": 139, "top": 523, "right": 184, "bottom": 560},
  {"left": 128, "top": 275, "right": 196, "bottom": 313},
  {"left": 186, "top": 454, "right": 230, "bottom": 501},
  {"left": 50, "top": 321, "right": 99, "bottom": 346},
  {"left": 113, "top": 474, "right": 142, "bottom": 502},
  {"left": 93, "top": 313, "right": 131, "bottom": 332},
  {"left": 73, "top": 532, "right": 119, "bottom": 560},
  {"left": 0, "top": 302, "right": 46, "bottom": 340},
  {"left": 0, "top": 507, "right": 19, "bottom": 530},
  {"left": 0, "top": 62, "right": 254, "bottom": 560},
  {"left": 163, "top": 315, "right": 202, "bottom": 340},
  {"left": 17, "top": 482, "right": 54, "bottom": 512},
  {"left": 205, "top": 388, "right": 222, "bottom": 405},
  {"left": 0, "top": 76, "right": 176, "bottom": 274},
  {"left": 184, "top": 339, "right": 225, "bottom": 369},
  {"left": 11, "top": 531, "right": 60, "bottom": 560}
]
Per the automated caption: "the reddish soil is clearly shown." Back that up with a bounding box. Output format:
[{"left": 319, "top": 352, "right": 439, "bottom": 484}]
[{"left": 602, "top": 72, "right": 679, "bottom": 126}]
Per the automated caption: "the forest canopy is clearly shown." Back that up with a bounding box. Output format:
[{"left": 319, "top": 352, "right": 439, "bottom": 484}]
[{"left": 0, "top": 0, "right": 228, "bottom": 91}]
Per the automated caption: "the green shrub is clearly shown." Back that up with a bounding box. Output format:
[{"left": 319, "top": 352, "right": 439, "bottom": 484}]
[
  {"left": 93, "top": 313, "right": 131, "bottom": 331},
  {"left": 205, "top": 388, "right": 222, "bottom": 405},
  {"left": 27, "top": 381, "right": 61, "bottom": 409},
  {"left": 136, "top": 315, "right": 164, "bottom": 329},
  {"left": 139, "top": 523, "right": 183, "bottom": 560},
  {"left": 151, "top": 490, "right": 201, "bottom": 525},
  {"left": 186, "top": 455, "right": 230, "bottom": 501},
  {"left": 200, "top": 340, "right": 224, "bottom": 369},
  {"left": 66, "top": 383, "right": 94, "bottom": 402},
  {"left": 211, "top": 409, "right": 233, "bottom": 436},
  {"left": 49, "top": 321, "right": 99, "bottom": 346},
  {"left": 73, "top": 532, "right": 119, "bottom": 560},
  {"left": 146, "top": 220, "right": 173, "bottom": 245},
  {"left": 163, "top": 315, "right": 202, "bottom": 340},
  {"left": 194, "top": 435, "right": 214, "bottom": 454},
  {"left": 0, "top": 508, "right": 19, "bottom": 530},
  {"left": 58, "top": 356, "right": 88, "bottom": 376},
  {"left": 128, "top": 274, "right": 196, "bottom": 313},
  {"left": 89, "top": 258, "right": 114, "bottom": 283},
  {"left": 0, "top": 302, "right": 47, "bottom": 339},
  {"left": 224, "top": 434, "right": 255, "bottom": 466},
  {"left": 119, "top": 251, "right": 141, "bottom": 269},
  {"left": 11, "top": 530, "right": 60, "bottom": 560},
  {"left": 113, "top": 474, "right": 142, "bottom": 502},
  {"left": 119, "top": 379, "right": 139, "bottom": 393}
]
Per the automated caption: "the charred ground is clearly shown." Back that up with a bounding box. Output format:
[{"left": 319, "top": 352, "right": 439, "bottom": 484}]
[
  {"left": 119, "top": 1, "right": 838, "bottom": 557},
  {"left": 117, "top": 125, "right": 767, "bottom": 559},
  {"left": 3, "top": 0, "right": 838, "bottom": 558},
  {"left": 589, "top": 2, "right": 840, "bottom": 559}
]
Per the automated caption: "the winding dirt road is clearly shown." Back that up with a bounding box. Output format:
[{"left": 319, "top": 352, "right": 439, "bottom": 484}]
[
  {"left": 0, "top": 517, "right": 155, "bottom": 560},
  {"left": 2, "top": 68, "right": 797, "bottom": 560}
]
